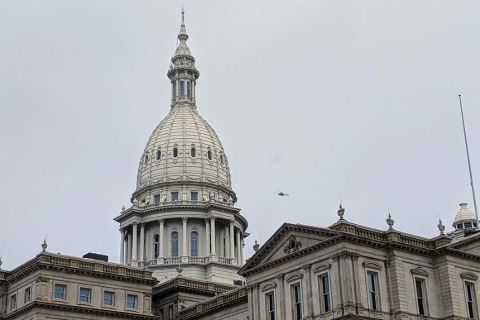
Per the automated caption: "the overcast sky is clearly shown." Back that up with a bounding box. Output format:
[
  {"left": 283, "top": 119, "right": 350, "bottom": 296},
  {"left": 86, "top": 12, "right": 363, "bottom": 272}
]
[{"left": 1, "top": 0, "right": 479, "bottom": 270}]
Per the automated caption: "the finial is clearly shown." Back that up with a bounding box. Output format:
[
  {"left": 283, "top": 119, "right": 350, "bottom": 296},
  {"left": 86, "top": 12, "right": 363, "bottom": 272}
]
[
  {"left": 41, "top": 239, "right": 48, "bottom": 252},
  {"left": 337, "top": 203, "right": 345, "bottom": 221},
  {"left": 181, "top": 6, "right": 185, "bottom": 24},
  {"left": 386, "top": 211, "right": 394, "bottom": 230},
  {"left": 121, "top": 205, "right": 126, "bottom": 211},
  {"left": 0, "top": 255, "right": 3, "bottom": 270},
  {"left": 438, "top": 219, "right": 445, "bottom": 235},
  {"left": 253, "top": 240, "right": 260, "bottom": 252}
]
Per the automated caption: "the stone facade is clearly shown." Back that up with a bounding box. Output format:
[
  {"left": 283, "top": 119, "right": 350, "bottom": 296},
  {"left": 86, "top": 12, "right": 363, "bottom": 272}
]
[{"left": 0, "top": 252, "right": 157, "bottom": 320}]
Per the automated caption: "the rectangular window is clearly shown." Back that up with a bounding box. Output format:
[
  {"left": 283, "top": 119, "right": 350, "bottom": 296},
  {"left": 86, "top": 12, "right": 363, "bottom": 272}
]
[
  {"left": 171, "top": 192, "right": 179, "bottom": 202},
  {"left": 367, "top": 271, "right": 379, "bottom": 310},
  {"left": 415, "top": 278, "right": 427, "bottom": 316},
  {"left": 465, "top": 282, "right": 477, "bottom": 318},
  {"left": 24, "top": 287, "right": 31, "bottom": 303},
  {"left": 10, "top": 295, "right": 17, "bottom": 310},
  {"left": 266, "top": 292, "right": 276, "bottom": 320},
  {"left": 169, "top": 305, "right": 174, "bottom": 319},
  {"left": 54, "top": 284, "right": 67, "bottom": 300},
  {"left": 319, "top": 273, "right": 331, "bottom": 312},
  {"left": 292, "top": 283, "right": 302, "bottom": 320},
  {"left": 79, "top": 288, "right": 91, "bottom": 303},
  {"left": 191, "top": 192, "right": 198, "bottom": 201},
  {"left": 104, "top": 291, "right": 115, "bottom": 306},
  {"left": 154, "top": 194, "right": 160, "bottom": 204},
  {"left": 127, "top": 294, "right": 138, "bottom": 309}
]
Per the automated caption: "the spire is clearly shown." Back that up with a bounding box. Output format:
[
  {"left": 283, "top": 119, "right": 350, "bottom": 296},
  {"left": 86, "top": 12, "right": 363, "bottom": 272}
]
[
  {"left": 178, "top": 7, "right": 189, "bottom": 42},
  {"left": 168, "top": 8, "right": 199, "bottom": 107}
]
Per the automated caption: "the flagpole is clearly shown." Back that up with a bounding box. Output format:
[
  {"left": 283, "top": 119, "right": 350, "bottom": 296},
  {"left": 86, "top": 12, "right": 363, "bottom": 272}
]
[{"left": 458, "top": 94, "right": 479, "bottom": 225}]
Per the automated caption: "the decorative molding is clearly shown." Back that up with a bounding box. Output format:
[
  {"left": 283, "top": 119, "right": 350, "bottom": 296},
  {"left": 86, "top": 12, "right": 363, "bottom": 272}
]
[
  {"left": 461, "top": 271, "right": 478, "bottom": 281},
  {"left": 285, "top": 273, "right": 303, "bottom": 283},
  {"left": 410, "top": 267, "right": 429, "bottom": 277},
  {"left": 363, "top": 261, "right": 383, "bottom": 271},
  {"left": 313, "top": 264, "right": 332, "bottom": 274},
  {"left": 284, "top": 235, "right": 302, "bottom": 254},
  {"left": 276, "top": 273, "right": 285, "bottom": 281},
  {"left": 331, "top": 250, "right": 360, "bottom": 261}
]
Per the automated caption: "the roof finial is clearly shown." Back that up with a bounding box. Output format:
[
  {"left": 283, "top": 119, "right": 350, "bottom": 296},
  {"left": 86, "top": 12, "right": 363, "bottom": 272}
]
[
  {"left": 181, "top": 6, "right": 185, "bottom": 24},
  {"left": 386, "top": 210, "right": 394, "bottom": 230},
  {"left": 253, "top": 240, "right": 260, "bottom": 252},
  {"left": 41, "top": 238, "right": 48, "bottom": 252},
  {"left": 337, "top": 203, "right": 345, "bottom": 221},
  {"left": 438, "top": 218, "right": 446, "bottom": 235}
]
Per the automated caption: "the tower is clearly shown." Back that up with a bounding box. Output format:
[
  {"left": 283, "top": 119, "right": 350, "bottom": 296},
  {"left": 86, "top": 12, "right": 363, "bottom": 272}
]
[{"left": 114, "top": 11, "right": 247, "bottom": 284}]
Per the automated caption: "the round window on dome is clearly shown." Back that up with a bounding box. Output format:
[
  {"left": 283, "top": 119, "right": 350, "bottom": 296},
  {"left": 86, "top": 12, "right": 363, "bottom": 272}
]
[
  {"left": 191, "top": 146, "right": 196, "bottom": 158},
  {"left": 173, "top": 146, "right": 179, "bottom": 158},
  {"left": 156, "top": 150, "right": 161, "bottom": 161},
  {"left": 207, "top": 149, "right": 212, "bottom": 161}
]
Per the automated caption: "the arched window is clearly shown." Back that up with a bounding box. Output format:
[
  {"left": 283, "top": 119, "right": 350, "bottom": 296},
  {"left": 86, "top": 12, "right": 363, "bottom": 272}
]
[
  {"left": 144, "top": 154, "right": 149, "bottom": 165},
  {"left": 172, "top": 82, "right": 175, "bottom": 98},
  {"left": 191, "top": 146, "right": 196, "bottom": 158},
  {"left": 187, "top": 81, "right": 192, "bottom": 98},
  {"left": 173, "top": 147, "right": 178, "bottom": 158},
  {"left": 179, "top": 80, "right": 185, "bottom": 97},
  {"left": 220, "top": 154, "right": 224, "bottom": 164},
  {"left": 191, "top": 231, "right": 199, "bottom": 256},
  {"left": 207, "top": 150, "right": 212, "bottom": 161},
  {"left": 153, "top": 234, "right": 160, "bottom": 258},
  {"left": 171, "top": 231, "right": 179, "bottom": 257},
  {"left": 156, "top": 150, "right": 161, "bottom": 160}
]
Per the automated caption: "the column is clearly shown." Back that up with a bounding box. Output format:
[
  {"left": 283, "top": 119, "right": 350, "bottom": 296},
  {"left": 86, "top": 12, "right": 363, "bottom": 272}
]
[
  {"left": 229, "top": 222, "right": 235, "bottom": 259},
  {"left": 277, "top": 274, "right": 286, "bottom": 320},
  {"left": 132, "top": 222, "right": 138, "bottom": 264},
  {"left": 303, "top": 264, "right": 313, "bottom": 319},
  {"left": 127, "top": 231, "right": 132, "bottom": 262},
  {"left": 236, "top": 229, "right": 241, "bottom": 265},
  {"left": 205, "top": 219, "right": 210, "bottom": 256},
  {"left": 139, "top": 223, "right": 145, "bottom": 263},
  {"left": 120, "top": 229, "right": 125, "bottom": 264},
  {"left": 158, "top": 219, "right": 164, "bottom": 258},
  {"left": 210, "top": 217, "right": 216, "bottom": 255},
  {"left": 240, "top": 232, "right": 244, "bottom": 264},
  {"left": 182, "top": 217, "right": 188, "bottom": 257}
]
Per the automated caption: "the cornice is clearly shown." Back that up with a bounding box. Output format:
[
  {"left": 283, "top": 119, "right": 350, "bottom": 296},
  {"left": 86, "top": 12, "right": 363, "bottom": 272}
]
[
  {"left": 2, "top": 301, "right": 156, "bottom": 320},
  {"left": 178, "top": 287, "right": 247, "bottom": 320},
  {"left": 114, "top": 202, "right": 244, "bottom": 224},
  {"left": 153, "top": 277, "right": 235, "bottom": 297},
  {"left": 5, "top": 253, "right": 157, "bottom": 286}
]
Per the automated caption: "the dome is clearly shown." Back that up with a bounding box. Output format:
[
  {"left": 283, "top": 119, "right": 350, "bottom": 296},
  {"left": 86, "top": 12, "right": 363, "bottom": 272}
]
[
  {"left": 136, "top": 104, "right": 233, "bottom": 193},
  {"left": 453, "top": 203, "right": 476, "bottom": 227}
]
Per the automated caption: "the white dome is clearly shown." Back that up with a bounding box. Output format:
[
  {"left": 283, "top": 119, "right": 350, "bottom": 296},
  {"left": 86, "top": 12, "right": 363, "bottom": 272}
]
[
  {"left": 136, "top": 104, "right": 232, "bottom": 192},
  {"left": 453, "top": 203, "right": 476, "bottom": 227}
]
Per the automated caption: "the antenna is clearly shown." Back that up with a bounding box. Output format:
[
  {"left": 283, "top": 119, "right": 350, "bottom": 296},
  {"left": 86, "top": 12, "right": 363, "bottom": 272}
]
[{"left": 458, "top": 94, "right": 478, "bottom": 225}]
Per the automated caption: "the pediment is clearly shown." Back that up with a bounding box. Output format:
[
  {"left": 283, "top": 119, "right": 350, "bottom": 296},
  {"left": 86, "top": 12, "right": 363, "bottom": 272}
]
[{"left": 243, "top": 224, "right": 338, "bottom": 271}]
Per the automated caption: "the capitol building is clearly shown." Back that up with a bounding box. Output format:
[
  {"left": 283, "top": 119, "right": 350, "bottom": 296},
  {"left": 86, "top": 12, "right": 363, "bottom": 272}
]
[{"left": 2, "top": 12, "right": 480, "bottom": 320}]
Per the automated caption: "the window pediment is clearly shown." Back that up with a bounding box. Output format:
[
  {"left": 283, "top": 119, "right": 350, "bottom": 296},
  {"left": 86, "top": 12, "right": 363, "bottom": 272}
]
[
  {"left": 410, "top": 267, "right": 429, "bottom": 277},
  {"left": 313, "top": 264, "right": 331, "bottom": 273},
  {"left": 461, "top": 271, "right": 478, "bottom": 281},
  {"left": 286, "top": 273, "right": 303, "bottom": 283},
  {"left": 363, "top": 261, "right": 383, "bottom": 271},
  {"left": 260, "top": 282, "right": 277, "bottom": 292}
]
